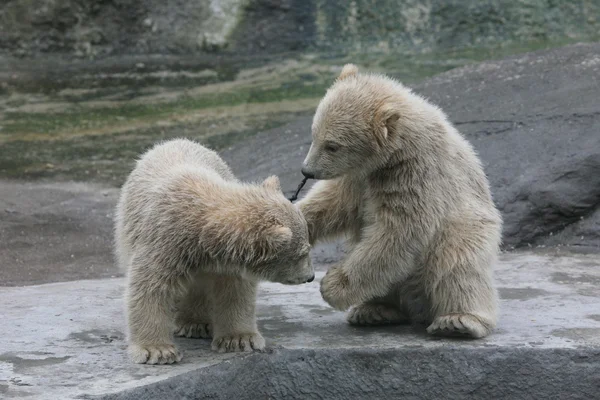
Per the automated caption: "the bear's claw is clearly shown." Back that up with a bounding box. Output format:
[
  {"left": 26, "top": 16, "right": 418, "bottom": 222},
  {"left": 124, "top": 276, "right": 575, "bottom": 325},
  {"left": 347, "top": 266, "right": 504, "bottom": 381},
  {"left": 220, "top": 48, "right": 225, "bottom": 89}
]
[
  {"left": 211, "top": 333, "right": 265, "bottom": 353},
  {"left": 427, "top": 313, "right": 492, "bottom": 338},
  {"left": 129, "top": 343, "right": 182, "bottom": 364},
  {"left": 175, "top": 322, "right": 213, "bottom": 339}
]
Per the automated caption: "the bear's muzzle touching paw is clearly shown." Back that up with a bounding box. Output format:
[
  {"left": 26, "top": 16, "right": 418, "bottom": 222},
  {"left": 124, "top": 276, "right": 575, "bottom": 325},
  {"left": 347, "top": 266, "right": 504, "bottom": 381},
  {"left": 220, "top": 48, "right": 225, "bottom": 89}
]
[
  {"left": 174, "top": 322, "right": 213, "bottom": 339},
  {"left": 426, "top": 313, "right": 493, "bottom": 339},
  {"left": 320, "top": 265, "right": 354, "bottom": 311},
  {"left": 129, "top": 343, "right": 183, "bottom": 365},
  {"left": 211, "top": 332, "right": 266, "bottom": 353}
]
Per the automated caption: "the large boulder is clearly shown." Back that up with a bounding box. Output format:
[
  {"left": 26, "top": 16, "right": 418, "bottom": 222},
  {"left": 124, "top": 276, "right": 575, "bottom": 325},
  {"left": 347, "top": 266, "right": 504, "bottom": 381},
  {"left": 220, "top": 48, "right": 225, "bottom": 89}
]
[{"left": 221, "top": 43, "right": 600, "bottom": 251}]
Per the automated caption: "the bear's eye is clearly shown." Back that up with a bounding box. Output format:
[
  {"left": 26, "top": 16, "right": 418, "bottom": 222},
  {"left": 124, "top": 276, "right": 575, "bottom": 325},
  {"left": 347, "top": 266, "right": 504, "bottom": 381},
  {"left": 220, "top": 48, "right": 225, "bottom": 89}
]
[{"left": 324, "top": 142, "right": 340, "bottom": 153}]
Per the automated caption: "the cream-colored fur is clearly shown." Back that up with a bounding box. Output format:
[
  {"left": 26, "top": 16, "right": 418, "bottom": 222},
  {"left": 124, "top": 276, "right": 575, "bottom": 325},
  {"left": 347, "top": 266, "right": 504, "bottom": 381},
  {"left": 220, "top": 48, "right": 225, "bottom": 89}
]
[
  {"left": 115, "top": 139, "right": 313, "bottom": 364},
  {"left": 298, "top": 65, "right": 502, "bottom": 338}
]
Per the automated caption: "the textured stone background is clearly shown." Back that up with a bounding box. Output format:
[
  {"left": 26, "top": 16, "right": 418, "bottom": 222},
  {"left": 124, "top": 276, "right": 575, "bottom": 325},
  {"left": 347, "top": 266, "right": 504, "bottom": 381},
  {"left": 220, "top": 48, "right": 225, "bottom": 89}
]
[{"left": 1, "top": 0, "right": 599, "bottom": 58}]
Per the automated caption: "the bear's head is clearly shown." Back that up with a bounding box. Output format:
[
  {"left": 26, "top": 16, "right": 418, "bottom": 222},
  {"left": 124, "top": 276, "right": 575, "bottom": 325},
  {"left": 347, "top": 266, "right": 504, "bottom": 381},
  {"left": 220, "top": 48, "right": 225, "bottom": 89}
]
[
  {"left": 241, "top": 176, "right": 314, "bottom": 285},
  {"left": 301, "top": 64, "right": 405, "bottom": 180}
]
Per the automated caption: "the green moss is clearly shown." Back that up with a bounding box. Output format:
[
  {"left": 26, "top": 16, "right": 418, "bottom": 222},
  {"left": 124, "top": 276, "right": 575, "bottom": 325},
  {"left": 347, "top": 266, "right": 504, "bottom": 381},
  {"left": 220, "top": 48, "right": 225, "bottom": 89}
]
[
  {"left": 2, "top": 81, "right": 328, "bottom": 136},
  {"left": 0, "top": 111, "right": 308, "bottom": 185},
  {"left": 3, "top": 34, "right": 596, "bottom": 186}
]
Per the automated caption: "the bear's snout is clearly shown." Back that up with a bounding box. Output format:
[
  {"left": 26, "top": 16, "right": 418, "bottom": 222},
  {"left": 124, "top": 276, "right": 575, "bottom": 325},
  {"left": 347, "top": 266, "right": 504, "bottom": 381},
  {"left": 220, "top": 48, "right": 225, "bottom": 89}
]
[{"left": 301, "top": 167, "right": 315, "bottom": 179}]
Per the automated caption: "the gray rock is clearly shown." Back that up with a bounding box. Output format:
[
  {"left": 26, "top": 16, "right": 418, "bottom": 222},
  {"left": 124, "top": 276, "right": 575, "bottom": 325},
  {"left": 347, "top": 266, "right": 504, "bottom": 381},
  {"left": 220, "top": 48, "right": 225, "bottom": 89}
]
[
  {"left": 1, "top": 252, "right": 599, "bottom": 399},
  {"left": 100, "top": 348, "right": 600, "bottom": 400},
  {"left": 0, "top": 180, "right": 119, "bottom": 286},
  {"left": 221, "top": 43, "right": 600, "bottom": 251},
  {"left": 2, "top": 0, "right": 600, "bottom": 58},
  {"left": 0, "top": 44, "right": 597, "bottom": 290},
  {"left": 417, "top": 43, "right": 600, "bottom": 250}
]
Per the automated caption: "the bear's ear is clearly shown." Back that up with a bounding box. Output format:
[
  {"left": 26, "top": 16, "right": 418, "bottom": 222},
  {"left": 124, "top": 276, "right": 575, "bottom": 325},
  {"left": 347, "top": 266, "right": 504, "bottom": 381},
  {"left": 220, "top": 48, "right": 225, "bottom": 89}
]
[
  {"left": 264, "top": 226, "right": 293, "bottom": 251},
  {"left": 337, "top": 64, "right": 359, "bottom": 82},
  {"left": 374, "top": 103, "right": 400, "bottom": 145},
  {"left": 262, "top": 175, "right": 281, "bottom": 192}
]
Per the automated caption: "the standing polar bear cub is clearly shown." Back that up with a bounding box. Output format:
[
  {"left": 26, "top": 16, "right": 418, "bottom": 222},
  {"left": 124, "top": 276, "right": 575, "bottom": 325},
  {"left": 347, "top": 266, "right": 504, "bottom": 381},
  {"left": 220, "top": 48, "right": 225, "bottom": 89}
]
[
  {"left": 115, "top": 139, "right": 313, "bottom": 364},
  {"left": 299, "top": 64, "right": 502, "bottom": 338}
]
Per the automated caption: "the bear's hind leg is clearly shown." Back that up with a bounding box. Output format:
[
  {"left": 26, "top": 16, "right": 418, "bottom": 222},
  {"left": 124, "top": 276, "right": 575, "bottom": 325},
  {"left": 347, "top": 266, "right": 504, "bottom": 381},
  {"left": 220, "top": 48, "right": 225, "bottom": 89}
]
[
  {"left": 175, "top": 272, "right": 213, "bottom": 339},
  {"left": 209, "top": 275, "right": 265, "bottom": 353},
  {"left": 424, "top": 232, "right": 498, "bottom": 339},
  {"left": 347, "top": 302, "right": 409, "bottom": 326},
  {"left": 347, "top": 287, "right": 410, "bottom": 326},
  {"left": 126, "top": 255, "right": 184, "bottom": 364}
]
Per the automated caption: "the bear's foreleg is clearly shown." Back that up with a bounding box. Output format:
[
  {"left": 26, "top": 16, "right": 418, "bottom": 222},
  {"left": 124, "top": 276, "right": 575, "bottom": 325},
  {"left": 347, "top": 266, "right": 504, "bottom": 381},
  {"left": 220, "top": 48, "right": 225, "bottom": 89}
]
[
  {"left": 320, "top": 224, "right": 417, "bottom": 311},
  {"left": 209, "top": 275, "right": 265, "bottom": 353},
  {"left": 298, "top": 178, "right": 361, "bottom": 244}
]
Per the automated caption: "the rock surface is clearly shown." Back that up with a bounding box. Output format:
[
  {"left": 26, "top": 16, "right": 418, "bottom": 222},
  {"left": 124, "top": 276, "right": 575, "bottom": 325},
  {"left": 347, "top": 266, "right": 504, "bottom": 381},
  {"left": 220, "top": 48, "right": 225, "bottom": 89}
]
[
  {"left": 221, "top": 43, "right": 600, "bottom": 251},
  {"left": 1, "top": 252, "right": 599, "bottom": 399},
  {"left": 1, "top": 0, "right": 599, "bottom": 58},
  {"left": 417, "top": 43, "right": 600, "bottom": 250},
  {"left": 1, "top": 43, "right": 599, "bottom": 399},
  {"left": 0, "top": 44, "right": 598, "bottom": 289},
  {"left": 0, "top": 181, "right": 118, "bottom": 286}
]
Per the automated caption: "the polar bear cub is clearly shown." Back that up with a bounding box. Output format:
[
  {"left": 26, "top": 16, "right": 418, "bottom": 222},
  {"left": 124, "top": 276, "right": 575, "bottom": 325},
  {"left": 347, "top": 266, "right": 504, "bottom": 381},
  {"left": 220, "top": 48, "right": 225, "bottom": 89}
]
[
  {"left": 298, "top": 64, "right": 502, "bottom": 338},
  {"left": 115, "top": 139, "right": 313, "bottom": 364}
]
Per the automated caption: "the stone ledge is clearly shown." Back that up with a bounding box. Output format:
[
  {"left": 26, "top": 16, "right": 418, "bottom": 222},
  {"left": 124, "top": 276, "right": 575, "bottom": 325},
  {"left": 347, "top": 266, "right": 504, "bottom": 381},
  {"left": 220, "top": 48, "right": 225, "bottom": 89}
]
[
  {"left": 101, "top": 347, "right": 600, "bottom": 400},
  {"left": 1, "top": 252, "right": 599, "bottom": 399}
]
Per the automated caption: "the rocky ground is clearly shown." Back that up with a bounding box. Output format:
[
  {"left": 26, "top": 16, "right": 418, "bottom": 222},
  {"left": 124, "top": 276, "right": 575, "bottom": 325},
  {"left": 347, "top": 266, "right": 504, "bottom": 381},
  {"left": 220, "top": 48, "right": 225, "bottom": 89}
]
[
  {"left": 1, "top": 2, "right": 599, "bottom": 399},
  {"left": 1, "top": 18, "right": 600, "bottom": 395},
  {"left": 1, "top": 252, "right": 600, "bottom": 399},
  {"left": 1, "top": 43, "right": 598, "bottom": 288}
]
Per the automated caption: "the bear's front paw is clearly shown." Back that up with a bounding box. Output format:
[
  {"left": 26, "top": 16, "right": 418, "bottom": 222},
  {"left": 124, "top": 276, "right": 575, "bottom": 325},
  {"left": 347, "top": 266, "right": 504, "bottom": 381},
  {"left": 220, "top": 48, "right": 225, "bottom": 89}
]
[
  {"left": 320, "top": 265, "right": 354, "bottom": 311},
  {"left": 128, "top": 343, "right": 182, "bottom": 365},
  {"left": 175, "top": 322, "right": 212, "bottom": 339},
  {"left": 211, "top": 332, "right": 265, "bottom": 353}
]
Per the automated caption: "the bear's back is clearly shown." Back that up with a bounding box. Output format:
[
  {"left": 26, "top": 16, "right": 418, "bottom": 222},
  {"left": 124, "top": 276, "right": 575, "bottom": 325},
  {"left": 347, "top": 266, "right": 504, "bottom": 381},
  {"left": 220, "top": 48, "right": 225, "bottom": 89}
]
[
  {"left": 115, "top": 139, "right": 237, "bottom": 265},
  {"left": 134, "top": 139, "right": 236, "bottom": 183}
]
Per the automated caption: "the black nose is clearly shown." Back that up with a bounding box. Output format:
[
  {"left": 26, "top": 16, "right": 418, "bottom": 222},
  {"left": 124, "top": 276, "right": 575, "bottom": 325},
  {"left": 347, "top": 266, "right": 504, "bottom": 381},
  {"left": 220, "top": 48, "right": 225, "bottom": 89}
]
[
  {"left": 301, "top": 168, "right": 315, "bottom": 179},
  {"left": 306, "top": 274, "right": 315, "bottom": 283}
]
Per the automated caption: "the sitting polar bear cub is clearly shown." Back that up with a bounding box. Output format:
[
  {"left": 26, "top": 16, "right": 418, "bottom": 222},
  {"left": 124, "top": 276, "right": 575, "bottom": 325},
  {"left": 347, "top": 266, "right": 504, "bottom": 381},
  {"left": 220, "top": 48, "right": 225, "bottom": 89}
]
[
  {"left": 115, "top": 139, "right": 313, "bottom": 364},
  {"left": 299, "top": 64, "right": 502, "bottom": 338}
]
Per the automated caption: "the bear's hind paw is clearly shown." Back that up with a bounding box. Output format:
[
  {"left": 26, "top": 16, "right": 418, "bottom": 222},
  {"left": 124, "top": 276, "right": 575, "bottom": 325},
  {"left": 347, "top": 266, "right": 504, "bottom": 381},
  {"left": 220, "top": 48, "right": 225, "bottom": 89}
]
[
  {"left": 427, "top": 313, "right": 492, "bottom": 338},
  {"left": 347, "top": 303, "right": 409, "bottom": 326},
  {"left": 175, "top": 322, "right": 213, "bottom": 339}
]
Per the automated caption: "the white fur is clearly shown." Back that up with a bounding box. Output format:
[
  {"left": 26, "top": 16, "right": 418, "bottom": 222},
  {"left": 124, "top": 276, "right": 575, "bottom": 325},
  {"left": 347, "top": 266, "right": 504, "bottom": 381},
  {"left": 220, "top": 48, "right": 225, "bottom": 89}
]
[
  {"left": 299, "top": 65, "right": 502, "bottom": 338},
  {"left": 115, "top": 139, "right": 313, "bottom": 364}
]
